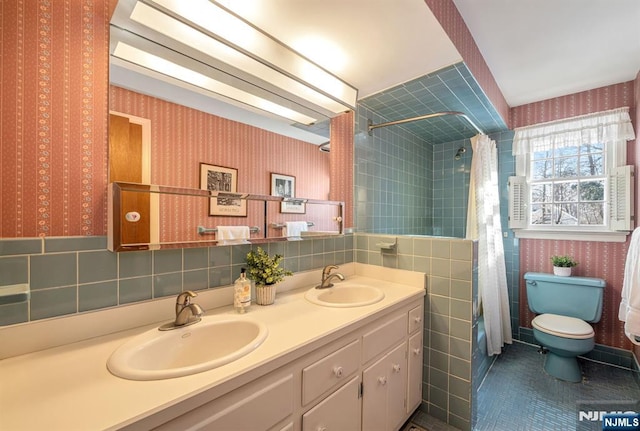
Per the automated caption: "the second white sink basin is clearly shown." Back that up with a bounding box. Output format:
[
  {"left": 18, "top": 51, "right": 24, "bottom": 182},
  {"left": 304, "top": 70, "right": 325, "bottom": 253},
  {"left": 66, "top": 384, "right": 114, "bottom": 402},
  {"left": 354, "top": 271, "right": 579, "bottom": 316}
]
[
  {"left": 107, "top": 316, "right": 268, "bottom": 380},
  {"left": 305, "top": 284, "right": 385, "bottom": 308}
]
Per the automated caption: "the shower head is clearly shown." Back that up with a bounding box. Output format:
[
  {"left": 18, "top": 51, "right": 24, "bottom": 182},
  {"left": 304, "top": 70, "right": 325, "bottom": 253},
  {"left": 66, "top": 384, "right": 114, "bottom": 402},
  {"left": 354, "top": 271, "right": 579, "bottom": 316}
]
[{"left": 454, "top": 146, "right": 466, "bottom": 160}]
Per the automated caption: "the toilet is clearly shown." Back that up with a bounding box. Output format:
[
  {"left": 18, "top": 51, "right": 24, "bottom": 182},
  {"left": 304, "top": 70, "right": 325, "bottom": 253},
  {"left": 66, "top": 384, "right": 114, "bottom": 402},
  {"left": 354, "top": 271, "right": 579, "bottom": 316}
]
[{"left": 524, "top": 272, "right": 605, "bottom": 382}]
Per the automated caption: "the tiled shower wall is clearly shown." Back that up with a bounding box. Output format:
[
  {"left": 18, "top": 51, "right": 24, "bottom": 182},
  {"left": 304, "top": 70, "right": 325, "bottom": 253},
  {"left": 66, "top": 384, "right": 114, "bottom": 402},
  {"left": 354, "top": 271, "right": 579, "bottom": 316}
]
[
  {"left": 0, "top": 236, "right": 353, "bottom": 326},
  {"left": 354, "top": 106, "right": 433, "bottom": 235},
  {"left": 355, "top": 233, "right": 477, "bottom": 431},
  {"left": 432, "top": 138, "right": 471, "bottom": 238}
]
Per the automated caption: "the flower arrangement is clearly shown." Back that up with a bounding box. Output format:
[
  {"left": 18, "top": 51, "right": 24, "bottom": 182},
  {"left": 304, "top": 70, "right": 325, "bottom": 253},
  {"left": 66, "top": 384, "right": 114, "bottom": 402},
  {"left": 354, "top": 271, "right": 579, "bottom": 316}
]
[
  {"left": 246, "top": 246, "right": 292, "bottom": 286},
  {"left": 550, "top": 255, "right": 578, "bottom": 268}
]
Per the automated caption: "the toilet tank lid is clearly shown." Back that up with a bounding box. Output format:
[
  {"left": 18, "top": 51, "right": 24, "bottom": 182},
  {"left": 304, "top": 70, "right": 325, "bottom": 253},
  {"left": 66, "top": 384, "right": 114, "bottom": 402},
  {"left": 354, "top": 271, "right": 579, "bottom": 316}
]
[{"left": 524, "top": 272, "right": 605, "bottom": 288}]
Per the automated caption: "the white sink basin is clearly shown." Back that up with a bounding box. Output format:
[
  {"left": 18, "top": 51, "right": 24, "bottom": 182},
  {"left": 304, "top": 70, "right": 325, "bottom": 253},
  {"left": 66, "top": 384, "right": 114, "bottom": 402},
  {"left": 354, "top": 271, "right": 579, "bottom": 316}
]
[
  {"left": 107, "top": 316, "right": 268, "bottom": 380},
  {"left": 305, "top": 284, "right": 385, "bottom": 308}
]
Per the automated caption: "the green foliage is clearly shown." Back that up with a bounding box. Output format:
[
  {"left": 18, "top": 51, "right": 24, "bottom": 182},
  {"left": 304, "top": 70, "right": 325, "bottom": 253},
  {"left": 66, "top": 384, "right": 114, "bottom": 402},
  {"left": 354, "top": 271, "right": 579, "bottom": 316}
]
[
  {"left": 550, "top": 255, "right": 578, "bottom": 268},
  {"left": 246, "top": 246, "right": 292, "bottom": 286}
]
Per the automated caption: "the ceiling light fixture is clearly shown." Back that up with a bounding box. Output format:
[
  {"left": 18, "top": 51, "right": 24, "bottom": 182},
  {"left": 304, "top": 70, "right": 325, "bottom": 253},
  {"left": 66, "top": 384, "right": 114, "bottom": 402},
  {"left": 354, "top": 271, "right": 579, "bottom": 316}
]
[{"left": 110, "top": 0, "right": 357, "bottom": 124}]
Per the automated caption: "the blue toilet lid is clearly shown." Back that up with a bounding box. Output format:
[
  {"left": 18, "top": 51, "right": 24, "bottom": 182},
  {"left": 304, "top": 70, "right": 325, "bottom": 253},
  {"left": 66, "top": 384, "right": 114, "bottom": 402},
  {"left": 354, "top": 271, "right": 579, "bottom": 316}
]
[{"left": 532, "top": 313, "right": 594, "bottom": 339}]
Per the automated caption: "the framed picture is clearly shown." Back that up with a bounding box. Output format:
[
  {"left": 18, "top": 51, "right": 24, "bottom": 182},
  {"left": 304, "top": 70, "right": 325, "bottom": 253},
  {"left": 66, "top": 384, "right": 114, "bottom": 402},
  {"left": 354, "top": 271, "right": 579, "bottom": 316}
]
[
  {"left": 200, "top": 163, "right": 247, "bottom": 217},
  {"left": 271, "top": 172, "right": 305, "bottom": 214}
]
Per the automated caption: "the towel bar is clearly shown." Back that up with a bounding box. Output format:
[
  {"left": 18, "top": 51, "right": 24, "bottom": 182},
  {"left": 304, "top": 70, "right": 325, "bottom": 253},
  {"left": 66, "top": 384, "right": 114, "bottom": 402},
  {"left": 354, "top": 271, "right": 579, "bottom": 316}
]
[
  {"left": 270, "top": 222, "right": 315, "bottom": 229},
  {"left": 197, "top": 226, "right": 261, "bottom": 235}
]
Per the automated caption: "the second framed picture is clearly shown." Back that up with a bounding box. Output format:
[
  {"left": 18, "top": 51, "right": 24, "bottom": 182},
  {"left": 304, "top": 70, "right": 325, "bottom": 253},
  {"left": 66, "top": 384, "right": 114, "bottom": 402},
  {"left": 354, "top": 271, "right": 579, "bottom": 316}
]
[
  {"left": 271, "top": 173, "right": 305, "bottom": 214},
  {"left": 200, "top": 163, "right": 247, "bottom": 217}
]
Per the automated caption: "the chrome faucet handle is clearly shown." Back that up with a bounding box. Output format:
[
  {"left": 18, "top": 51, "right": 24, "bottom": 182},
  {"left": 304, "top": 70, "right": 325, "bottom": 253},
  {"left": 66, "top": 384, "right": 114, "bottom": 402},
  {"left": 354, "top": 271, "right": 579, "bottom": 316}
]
[
  {"left": 322, "top": 265, "right": 339, "bottom": 278},
  {"left": 176, "top": 290, "right": 197, "bottom": 306}
]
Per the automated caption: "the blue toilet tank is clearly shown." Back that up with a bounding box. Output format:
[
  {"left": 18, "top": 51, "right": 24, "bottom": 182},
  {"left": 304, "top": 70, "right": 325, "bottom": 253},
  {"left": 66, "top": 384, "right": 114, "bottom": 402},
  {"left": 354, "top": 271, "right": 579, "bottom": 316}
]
[{"left": 524, "top": 272, "right": 605, "bottom": 322}]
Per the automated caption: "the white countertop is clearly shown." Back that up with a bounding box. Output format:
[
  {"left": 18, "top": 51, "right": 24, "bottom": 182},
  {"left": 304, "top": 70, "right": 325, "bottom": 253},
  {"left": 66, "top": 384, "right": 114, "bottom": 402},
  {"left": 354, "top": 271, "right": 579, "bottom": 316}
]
[{"left": 0, "top": 264, "right": 424, "bottom": 431}]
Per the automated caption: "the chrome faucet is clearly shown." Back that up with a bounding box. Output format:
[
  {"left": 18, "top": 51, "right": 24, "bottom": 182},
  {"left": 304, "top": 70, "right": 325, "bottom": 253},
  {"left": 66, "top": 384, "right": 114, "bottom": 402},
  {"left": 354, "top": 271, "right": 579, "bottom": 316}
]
[
  {"left": 316, "top": 265, "right": 345, "bottom": 289},
  {"left": 160, "top": 291, "right": 204, "bottom": 330}
]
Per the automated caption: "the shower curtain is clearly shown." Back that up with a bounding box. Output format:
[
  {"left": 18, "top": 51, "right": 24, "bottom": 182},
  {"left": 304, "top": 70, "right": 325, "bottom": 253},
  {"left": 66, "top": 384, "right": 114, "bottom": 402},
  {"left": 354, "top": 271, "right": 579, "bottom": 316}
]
[{"left": 466, "top": 134, "right": 512, "bottom": 356}]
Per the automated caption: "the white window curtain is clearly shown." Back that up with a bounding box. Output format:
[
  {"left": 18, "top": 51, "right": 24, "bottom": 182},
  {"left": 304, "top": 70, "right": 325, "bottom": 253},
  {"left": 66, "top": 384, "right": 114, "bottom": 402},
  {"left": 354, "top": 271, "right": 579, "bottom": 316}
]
[{"left": 512, "top": 107, "right": 635, "bottom": 156}]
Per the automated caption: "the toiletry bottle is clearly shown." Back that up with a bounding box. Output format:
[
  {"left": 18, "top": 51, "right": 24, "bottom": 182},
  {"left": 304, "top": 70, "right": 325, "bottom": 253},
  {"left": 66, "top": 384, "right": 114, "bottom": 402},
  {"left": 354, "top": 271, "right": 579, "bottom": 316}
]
[{"left": 234, "top": 268, "right": 251, "bottom": 313}]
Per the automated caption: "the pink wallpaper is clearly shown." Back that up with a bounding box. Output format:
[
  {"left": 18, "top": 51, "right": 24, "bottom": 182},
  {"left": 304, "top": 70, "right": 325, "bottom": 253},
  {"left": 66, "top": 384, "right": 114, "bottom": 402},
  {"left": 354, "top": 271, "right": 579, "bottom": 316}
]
[
  {"left": 330, "top": 111, "right": 355, "bottom": 229},
  {"left": 424, "top": 0, "right": 510, "bottom": 127},
  {"left": 1, "top": 0, "right": 110, "bottom": 238},
  {"left": 110, "top": 86, "right": 333, "bottom": 242},
  {"left": 512, "top": 82, "right": 637, "bottom": 350}
]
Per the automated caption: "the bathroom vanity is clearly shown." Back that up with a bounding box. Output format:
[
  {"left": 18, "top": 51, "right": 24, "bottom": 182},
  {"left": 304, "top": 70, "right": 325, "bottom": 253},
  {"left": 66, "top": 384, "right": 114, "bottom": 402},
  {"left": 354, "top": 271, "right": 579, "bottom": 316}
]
[{"left": 0, "top": 264, "right": 425, "bottom": 431}]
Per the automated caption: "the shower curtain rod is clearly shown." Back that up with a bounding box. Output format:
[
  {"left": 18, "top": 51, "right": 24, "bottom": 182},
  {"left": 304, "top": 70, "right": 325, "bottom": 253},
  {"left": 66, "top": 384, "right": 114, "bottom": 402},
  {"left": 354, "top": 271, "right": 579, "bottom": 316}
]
[{"left": 367, "top": 111, "right": 484, "bottom": 136}]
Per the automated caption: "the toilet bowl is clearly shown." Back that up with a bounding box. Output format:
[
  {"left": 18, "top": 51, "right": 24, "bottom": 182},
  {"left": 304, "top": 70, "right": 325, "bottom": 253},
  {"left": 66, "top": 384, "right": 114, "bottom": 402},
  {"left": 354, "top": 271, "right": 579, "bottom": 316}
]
[
  {"left": 531, "top": 313, "right": 595, "bottom": 382},
  {"left": 524, "top": 272, "right": 605, "bottom": 383}
]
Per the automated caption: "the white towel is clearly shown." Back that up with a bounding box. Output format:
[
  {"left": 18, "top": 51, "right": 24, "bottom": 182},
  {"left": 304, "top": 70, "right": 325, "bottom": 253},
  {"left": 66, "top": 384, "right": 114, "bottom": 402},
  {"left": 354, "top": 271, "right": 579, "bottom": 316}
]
[
  {"left": 217, "top": 226, "right": 250, "bottom": 245},
  {"left": 284, "top": 221, "right": 308, "bottom": 238},
  {"left": 620, "top": 227, "right": 640, "bottom": 345}
]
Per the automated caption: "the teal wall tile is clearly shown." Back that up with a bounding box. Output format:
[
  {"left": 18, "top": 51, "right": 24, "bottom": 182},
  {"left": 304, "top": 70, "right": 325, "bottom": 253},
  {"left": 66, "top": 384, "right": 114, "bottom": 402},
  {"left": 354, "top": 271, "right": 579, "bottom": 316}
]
[
  {"left": 0, "top": 238, "right": 42, "bottom": 256},
  {"left": 183, "top": 269, "right": 208, "bottom": 292},
  {"left": 0, "top": 302, "right": 29, "bottom": 325},
  {"left": 153, "top": 272, "right": 182, "bottom": 297},
  {"left": 209, "top": 246, "right": 231, "bottom": 268},
  {"left": 30, "top": 286, "right": 77, "bottom": 320},
  {"left": 78, "top": 250, "right": 117, "bottom": 283},
  {"left": 30, "top": 253, "right": 77, "bottom": 290},
  {"left": 119, "top": 276, "right": 152, "bottom": 304},
  {"left": 0, "top": 256, "right": 28, "bottom": 286},
  {"left": 45, "top": 236, "right": 106, "bottom": 252},
  {"left": 209, "top": 266, "right": 232, "bottom": 288},
  {"left": 154, "top": 249, "right": 183, "bottom": 273},
  {"left": 231, "top": 244, "right": 251, "bottom": 265},
  {"left": 119, "top": 251, "right": 152, "bottom": 277},
  {"left": 79, "top": 281, "right": 118, "bottom": 312},
  {"left": 183, "top": 247, "right": 208, "bottom": 270}
]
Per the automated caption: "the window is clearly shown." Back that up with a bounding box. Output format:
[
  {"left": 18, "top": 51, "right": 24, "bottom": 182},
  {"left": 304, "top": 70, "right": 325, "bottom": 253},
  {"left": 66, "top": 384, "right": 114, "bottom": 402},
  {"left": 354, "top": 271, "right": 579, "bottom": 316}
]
[{"left": 508, "top": 107, "right": 635, "bottom": 242}]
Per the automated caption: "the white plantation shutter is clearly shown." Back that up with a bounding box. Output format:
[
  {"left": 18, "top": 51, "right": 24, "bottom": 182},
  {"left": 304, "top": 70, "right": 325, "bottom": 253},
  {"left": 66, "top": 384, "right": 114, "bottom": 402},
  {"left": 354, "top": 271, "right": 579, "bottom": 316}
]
[
  {"left": 609, "top": 165, "right": 635, "bottom": 231},
  {"left": 508, "top": 176, "right": 527, "bottom": 229}
]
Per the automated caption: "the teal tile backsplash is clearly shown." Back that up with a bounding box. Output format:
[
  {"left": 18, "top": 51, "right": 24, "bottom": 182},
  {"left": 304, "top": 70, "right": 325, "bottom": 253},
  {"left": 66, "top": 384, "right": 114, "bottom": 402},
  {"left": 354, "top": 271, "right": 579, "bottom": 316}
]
[{"left": 0, "top": 235, "right": 355, "bottom": 326}]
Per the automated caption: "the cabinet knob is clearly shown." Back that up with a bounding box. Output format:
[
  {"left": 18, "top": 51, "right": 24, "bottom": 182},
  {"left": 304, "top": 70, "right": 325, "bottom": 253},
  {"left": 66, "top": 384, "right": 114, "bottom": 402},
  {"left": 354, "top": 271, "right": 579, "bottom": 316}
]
[
  {"left": 414, "top": 316, "right": 422, "bottom": 324},
  {"left": 393, "top": 364, "right": 401, "bottom": 373},
  {"left": 413, "top": 348, "right": 421, "bottom": 356},
  {"left": 378, "top": 376, "right": 387, "bottom": 385},
  {"left": 333, "top": 366, "right": 344, "bottom": 378}
]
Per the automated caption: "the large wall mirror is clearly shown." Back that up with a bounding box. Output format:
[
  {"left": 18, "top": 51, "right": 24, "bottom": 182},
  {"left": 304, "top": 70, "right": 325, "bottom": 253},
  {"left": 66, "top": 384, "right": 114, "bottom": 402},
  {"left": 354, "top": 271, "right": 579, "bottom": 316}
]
[{"left": 108, "top": 1, "right": 344, "bottom": 250}]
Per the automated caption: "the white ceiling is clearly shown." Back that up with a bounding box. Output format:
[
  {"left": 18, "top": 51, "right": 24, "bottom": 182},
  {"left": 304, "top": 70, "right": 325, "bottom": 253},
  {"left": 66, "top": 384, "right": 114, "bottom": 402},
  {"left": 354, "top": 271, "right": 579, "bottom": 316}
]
[
  {"left": 221, "top": 0, "right": 640, "bottom": 107},
  {"left": 452, "top": 0, "right": 640, "bottom": 107}
]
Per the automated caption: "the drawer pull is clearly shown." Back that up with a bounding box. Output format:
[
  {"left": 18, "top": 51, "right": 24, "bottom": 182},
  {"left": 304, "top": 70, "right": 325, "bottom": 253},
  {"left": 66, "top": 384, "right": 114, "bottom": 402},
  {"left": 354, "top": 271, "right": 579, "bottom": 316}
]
[
  {"left": 393, "top": 364, "right": 401, "bottom": 373},
  {"left": 333, "top": 366, "right": 344, "bottom": 378},
  {"left": 413, "top": 348, "right": 421, "bottom": 356},
  {"left": 378, "top": 376, "right": 387, "bottom": 385}
]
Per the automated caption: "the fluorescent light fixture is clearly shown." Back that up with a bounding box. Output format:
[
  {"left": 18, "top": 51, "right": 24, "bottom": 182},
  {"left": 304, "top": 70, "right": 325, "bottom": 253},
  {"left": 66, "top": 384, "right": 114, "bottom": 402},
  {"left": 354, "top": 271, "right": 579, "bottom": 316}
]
[
  {"left": 113, "top": 42, "right": 318, "bottom": 125},
  {"left": 133, "top": 0, "right": 357, "bottom": 114}
]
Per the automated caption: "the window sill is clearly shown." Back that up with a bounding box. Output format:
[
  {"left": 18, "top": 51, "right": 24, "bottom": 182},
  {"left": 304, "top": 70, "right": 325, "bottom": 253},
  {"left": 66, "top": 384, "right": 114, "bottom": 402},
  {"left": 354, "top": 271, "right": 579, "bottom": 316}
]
[{"left": 513, "top": 229, "right": 630, "bottom": 243}]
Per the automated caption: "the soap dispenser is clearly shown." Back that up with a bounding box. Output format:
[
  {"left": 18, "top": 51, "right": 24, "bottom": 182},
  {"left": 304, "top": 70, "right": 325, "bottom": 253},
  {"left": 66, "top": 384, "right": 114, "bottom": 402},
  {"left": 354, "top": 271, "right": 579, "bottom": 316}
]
[{"left": 234, "top": 268, "right": 251, "bottom": 313}]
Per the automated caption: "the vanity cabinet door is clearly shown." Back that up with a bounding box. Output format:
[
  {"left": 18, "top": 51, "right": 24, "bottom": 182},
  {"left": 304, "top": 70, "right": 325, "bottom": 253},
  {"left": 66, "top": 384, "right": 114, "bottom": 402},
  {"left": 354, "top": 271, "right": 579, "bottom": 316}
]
[
  {"left": 407, "top": 331, "right": 423, "bottom": 413},
  {"left": 302, "top": 375, "right": 361, "bottom": 431},
  {"left": 362, "top": 342, "right": 407, "bottom": 431}
]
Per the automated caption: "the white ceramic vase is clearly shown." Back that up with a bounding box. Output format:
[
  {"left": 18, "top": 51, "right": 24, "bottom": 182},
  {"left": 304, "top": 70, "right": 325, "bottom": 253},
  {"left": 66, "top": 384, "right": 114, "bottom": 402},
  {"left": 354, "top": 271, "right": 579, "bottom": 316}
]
[
  {"left": 553, "top": 266, "right": 572, "bottom": 277},
  {"left": 255, "top": 284, "right": 277, "bottom": 305}
]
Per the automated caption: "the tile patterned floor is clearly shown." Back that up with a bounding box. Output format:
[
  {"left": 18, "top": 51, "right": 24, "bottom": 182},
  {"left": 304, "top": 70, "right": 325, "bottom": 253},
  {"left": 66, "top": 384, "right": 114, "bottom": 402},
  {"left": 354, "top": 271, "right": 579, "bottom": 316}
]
[{"left": 411, "top": 342, "right": 640, "bottom": 431}]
